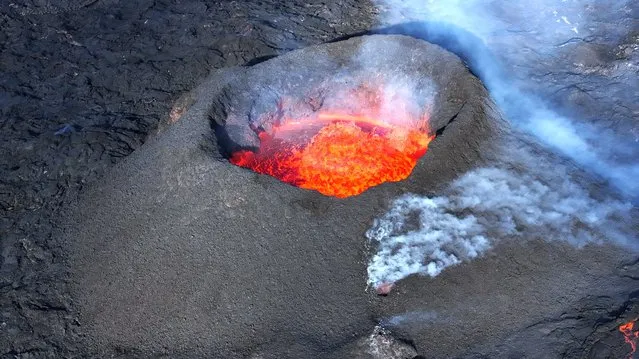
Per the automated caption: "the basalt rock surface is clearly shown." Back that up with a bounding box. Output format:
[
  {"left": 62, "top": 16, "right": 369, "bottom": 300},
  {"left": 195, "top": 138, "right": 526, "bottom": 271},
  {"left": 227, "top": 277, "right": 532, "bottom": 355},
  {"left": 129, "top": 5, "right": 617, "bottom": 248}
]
[
  {"left": 1, "top": 1, "right": 638, "bottom": 358},
  {"left": 59, "top": 35, "right": 503, "bottom": 358},
  {"left": 54, "top": 35, "right": 637, "bottom": 359},
  {"left": 0, "top": 1, "right": 373, "bottom": 356}
]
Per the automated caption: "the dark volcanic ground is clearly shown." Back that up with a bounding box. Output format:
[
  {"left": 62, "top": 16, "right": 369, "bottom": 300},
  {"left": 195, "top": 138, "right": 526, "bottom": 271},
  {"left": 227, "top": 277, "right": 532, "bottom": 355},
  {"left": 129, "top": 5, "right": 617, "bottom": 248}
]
[
  {"left": 1, "top": 1, "right": 638, "bottom": 358},
  {"left": 1, "top": 1, "right": 373, "bottom": 356}
]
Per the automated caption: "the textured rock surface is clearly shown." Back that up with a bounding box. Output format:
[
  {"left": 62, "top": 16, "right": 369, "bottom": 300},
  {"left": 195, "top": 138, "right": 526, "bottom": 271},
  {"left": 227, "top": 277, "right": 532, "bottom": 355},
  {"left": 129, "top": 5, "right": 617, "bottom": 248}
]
[
  {"left": 1, "top": 0, "right": 637, "bottom": 358},
  {"left": 0, "top": 1, "right": 373, "bottom": 357},
  {"left": 55, "top": 35, "right": 636, "bottom": 359},
  {"left": 60, "top": 34, "right": 502, "bottom": 358}
]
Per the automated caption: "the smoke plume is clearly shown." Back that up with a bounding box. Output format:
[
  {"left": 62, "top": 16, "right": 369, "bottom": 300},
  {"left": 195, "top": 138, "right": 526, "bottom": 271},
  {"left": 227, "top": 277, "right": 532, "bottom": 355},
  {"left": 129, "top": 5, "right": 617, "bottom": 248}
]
[
  {"left": 380, "top": 310, "right": 441, "bottom": 327},
  {"left": 366, "top": 166, "right": 634, "bottom": 287},
  {"left": 371, "top": 0, "right": 639, "bottom": 197}
]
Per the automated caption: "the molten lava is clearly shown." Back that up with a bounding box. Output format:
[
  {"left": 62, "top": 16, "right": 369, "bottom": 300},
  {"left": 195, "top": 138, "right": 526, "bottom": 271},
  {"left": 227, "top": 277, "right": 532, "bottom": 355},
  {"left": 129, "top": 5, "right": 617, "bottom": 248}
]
[
  {"left": 620, "top": 319, "right": 639, "bottom": 359},
  {"left": 230, "top": 112, "right": 433, "bottom": 198}
]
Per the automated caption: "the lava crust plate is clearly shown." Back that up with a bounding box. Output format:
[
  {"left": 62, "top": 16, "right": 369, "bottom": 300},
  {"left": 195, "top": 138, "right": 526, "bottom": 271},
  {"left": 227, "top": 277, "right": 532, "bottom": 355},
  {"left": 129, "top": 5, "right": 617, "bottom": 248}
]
[{"left": 58, "top": 35, "right": 632, "bottom": 358}]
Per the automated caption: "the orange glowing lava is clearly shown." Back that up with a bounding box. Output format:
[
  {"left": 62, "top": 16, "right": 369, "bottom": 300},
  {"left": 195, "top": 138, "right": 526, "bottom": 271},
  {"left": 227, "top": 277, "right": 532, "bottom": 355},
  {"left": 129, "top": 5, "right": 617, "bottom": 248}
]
[
  {"left": 620, "top": 319, "right": 639, "bottom": 358},
  {"left": 230, "top": 112, "right": 433, "bottom": 198}
]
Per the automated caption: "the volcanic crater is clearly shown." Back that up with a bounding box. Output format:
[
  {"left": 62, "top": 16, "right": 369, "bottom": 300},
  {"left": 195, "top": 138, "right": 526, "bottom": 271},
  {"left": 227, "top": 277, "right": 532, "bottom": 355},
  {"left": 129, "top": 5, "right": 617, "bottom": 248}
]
[
  {"left": 3, "top": 0, "right": 639, "bottom": 357},
  {"left": 210, "top": 35, "right": 493, "bottom": 199},
  {"left": 216, "top": 83, "right": 436, "bottom": 198},
  {"left": 58, "top": 34, "right": 635, "bottom": 359}
]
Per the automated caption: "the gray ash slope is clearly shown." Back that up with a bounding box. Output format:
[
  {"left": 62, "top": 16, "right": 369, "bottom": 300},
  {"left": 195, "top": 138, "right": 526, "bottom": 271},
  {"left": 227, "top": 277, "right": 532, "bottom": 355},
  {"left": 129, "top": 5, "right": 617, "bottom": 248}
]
[
  {"left": 60, "top": 34, "right": 502, "bottom": 358},
  {"left": 59, "top": 34, "right": 637, "bottom": 359},
  {"left": 0, "top": 1, "right": 638, "bottom": 358}
]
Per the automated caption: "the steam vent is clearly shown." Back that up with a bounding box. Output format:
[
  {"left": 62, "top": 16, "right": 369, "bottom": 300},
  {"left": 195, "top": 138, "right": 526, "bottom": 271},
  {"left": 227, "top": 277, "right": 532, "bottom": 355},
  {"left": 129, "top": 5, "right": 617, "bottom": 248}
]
[{"left": 60, "top": 35, "right": 638, "bottom": 358}]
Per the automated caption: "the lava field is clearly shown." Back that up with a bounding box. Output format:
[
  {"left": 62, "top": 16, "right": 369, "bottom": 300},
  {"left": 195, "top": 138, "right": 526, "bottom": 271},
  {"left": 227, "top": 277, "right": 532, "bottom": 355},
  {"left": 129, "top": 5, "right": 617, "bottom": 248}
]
[{"left": 1, "top": 1, "right": 638, "bottom": 358}]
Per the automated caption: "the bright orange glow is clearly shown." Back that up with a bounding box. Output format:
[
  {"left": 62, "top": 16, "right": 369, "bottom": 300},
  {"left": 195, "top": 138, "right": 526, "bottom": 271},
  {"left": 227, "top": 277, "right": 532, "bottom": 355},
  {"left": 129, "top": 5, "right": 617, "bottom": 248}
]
[
  {"left": 230, "top": 109, "right": 433, "bottom": 198},
  {"left": 620, "top": 319, "right": 639, "bottom": 359}
]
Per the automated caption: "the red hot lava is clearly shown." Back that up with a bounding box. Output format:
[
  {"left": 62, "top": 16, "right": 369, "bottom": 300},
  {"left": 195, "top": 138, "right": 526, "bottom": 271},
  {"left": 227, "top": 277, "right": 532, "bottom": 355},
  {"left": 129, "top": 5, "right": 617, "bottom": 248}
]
[
  {"left": 620, "top": 319, "right": 639, "bottom": 358},
  {"left": 230, "top": 87, "right": 434, "bottom": 198}
]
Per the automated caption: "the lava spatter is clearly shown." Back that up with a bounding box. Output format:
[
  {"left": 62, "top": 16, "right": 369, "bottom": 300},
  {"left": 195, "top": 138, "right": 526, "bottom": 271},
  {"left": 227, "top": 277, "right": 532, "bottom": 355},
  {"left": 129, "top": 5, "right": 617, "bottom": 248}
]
[{"left": 620, "top": 319, "right": 639, "bottom": 359}]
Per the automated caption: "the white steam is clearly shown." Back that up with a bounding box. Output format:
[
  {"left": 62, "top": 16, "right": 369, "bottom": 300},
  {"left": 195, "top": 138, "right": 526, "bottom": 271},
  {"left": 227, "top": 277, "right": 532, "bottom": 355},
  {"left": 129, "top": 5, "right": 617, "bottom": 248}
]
[
  {"left": 377, "top": 0, "right": 592, "bottom": 41},
  {"left": 372, "top": 0, "right": 639, "bottom": 197},
  {"left": 318, "top": 70, "right": 435, "bottom": 129},
  {"left": 366, "top": 167, "right": 634, "bottom": 287},
  {"left": 364, "top": 325, "right": 418, "bottom": 358},
  {"left": 380, "top": 310, "right": 441, "bottom": 327}
]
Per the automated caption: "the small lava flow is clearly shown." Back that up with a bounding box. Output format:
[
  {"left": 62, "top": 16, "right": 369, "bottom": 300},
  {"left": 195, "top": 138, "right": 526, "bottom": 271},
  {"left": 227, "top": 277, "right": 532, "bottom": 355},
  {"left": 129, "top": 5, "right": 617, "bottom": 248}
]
[
  {"left": 230, "top": 111, "right": 433, "bottom": 198},
  {"left": 620, "top": 319, "right": 639, "bottom": 359}
]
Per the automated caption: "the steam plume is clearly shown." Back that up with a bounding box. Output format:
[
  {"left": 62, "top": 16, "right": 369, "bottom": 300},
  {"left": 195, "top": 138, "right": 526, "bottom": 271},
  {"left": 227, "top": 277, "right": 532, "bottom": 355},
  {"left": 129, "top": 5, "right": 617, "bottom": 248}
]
[
  {"left": 366, "top": 167, "right": 634, "bottom": 287},
  {"left": 372, "top": 0, "right": 639, "bottom": 197}
]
